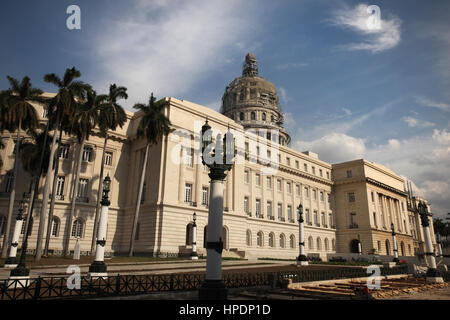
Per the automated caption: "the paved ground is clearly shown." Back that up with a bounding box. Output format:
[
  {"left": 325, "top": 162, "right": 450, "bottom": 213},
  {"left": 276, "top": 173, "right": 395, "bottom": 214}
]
[{"left": 386, "top": 286, "right": 450, "bottom": 300}]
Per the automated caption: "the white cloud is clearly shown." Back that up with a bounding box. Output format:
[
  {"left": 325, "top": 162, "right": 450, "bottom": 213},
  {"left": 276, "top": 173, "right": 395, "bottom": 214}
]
[
  {"left": 294, "top": 133, "right": 366, "bottom": 163},
  {"left": 279, "top": 87, "right": 289, "bottom": 104},
  {"left": 330, "top": 4, "right": 401, "bottom": 53},
  {"left": 342, "top": 107, "right": 352, "bottom": 116},
  {"left": 416, "top": 96, "right": 450, "bottom": 112},
  {"left": 292, "top": 129, "right": 450, "bottom": 218},
  {"left": 90, "top": 0, "right": 261, "bottom": 109},
  {"left": 402, "top": 116, "right": 435, "bottom": 128}
]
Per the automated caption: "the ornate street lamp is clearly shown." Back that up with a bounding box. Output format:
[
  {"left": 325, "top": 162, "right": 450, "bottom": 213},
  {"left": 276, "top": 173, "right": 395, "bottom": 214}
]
[
  {"left": 88, "top": 175, "right": 111, "bottom": 278},
  {"left": 198, "top": 119, "right": 235, "bottom": 300},
  {"left": 418, "top": 201, "right": 443, "bottom": 283},
  {"left": 190, "top": 212, "right": 199, "bottom": 260},
  {"left": 391, "top": 223, "right": 399, "bottom": 262},
  {"left": 4, "top": 201, "right": 25, "bottom": 268},
  {"left": 296, "top": 204, "right": 308, "bottom": 266}
]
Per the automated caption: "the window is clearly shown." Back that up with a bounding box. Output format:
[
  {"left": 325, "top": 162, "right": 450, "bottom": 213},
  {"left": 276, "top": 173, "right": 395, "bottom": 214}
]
[
  {"left": 329, "top": 214, "right": 333, "bottom": 228},
  {"left": 296, "top": 185, "right": 300, "bottom": 196},
  {"left": 185, "top": 147, "right": 193, "bottom": 167},
  {"left": 277, "top": 203, "right": 282, "bottom": 219},
  {"left": 266, "top": 176, "right": 272, "bottom": 189},
  {"left": 244, "top": 197, "right": 249, "bottom": 214},
  {"left": 244, "top": 170, "right": 249, "bottom": 183},
  {"left": 319, "top": 169, "right": 323, "bottom": 177},
  {"left": 348, "top": 192, "right": 355, "bottom": 202},
  {"left": 72, "top": 219, "right": 84, "bottom": 238},
  {"left": 257, "top": 232, "right": 263, "bottom": 247},
  {"left": 295, "top": 160, "right": 299, "bottom": 169},
  {"left": 326, "top": 171, "right": 330, "bottom": 179},
  {"left": 290, "top": 235, "right": 295, "bottom": 248},
  {"left": 56, "top": 176, "right": 65, "bottom": 198},
  {"left": 286, "top": 182, "right": 291, "bottom": 193},
  {"left": 312, "top": 167, "right": 316, "bottom": 175},
  {"left": 59, "top": 144, "right": 70, "bottom": 159},
  {"left": 350, "top": 213, "right": 357, "bottom": 227},
  {"left": 268, "top": 233, "right": 274, "bottom": 247},
  {"left": 373, "top": 212, "right": 377, "bottom": 228},
  {"left": 312, "top": 190, "right": 317, "bottom": 200},
  {"left": 266, "top": 132, "right": 271, "bottom": 140},
  {"left": 321, "top": 212, "right": 326, "bottom": 226},
  {"left": 256, "top": 199, "right": 261, "bottom": 216},
  {"left": 267, "top": 201, "right": 272, "bottom": 218},
  {"left": 255, "top": 174, "right": 261, "bottom": 186},
  {"left": 320, "top": 191, "right": 324, "bottom": 201},
  {"left": 304, "top": 163, "right": 308, "bottom": 172},
  {"left": 314, "top": 210, "right": 318, "bottom": 225},
  {"left": 371, "top": 192, "right": 375, "bottom": 202},
  {"left": 286, "top": 157, "right": 290, "bottom": 166},
  {"left": 51, "top": 217, "right": 60, "bottom": 237},
  {"left": 305, "top": 209, "right": 310, "bottom": 223},
  {"left": 202, "top": 187, "right": 209, "bottom": 206},
  {"left": 185, "top": 184, "right": 192, "bottom": 203},
  {"left": 250, "top": 89, "right": 256, "bottom": 99},
  {"left": 279, "top": 234, "right": 285, "bottom": 248},
  {"left": 401, "top": 202, "right": 405, "bottom": 211},
  {"left": 262, "top": 113, "right": 266, "bottom": 121},
  {"left": 240, "top": 91, "right": 245, "bottom": 101},
  {"left": 278, "top": 154, "right": 281, "bottom": 163},
  {"left": 256, "top": 146, "right": 260, "bottom": 156},
  {"left": 287, "top": 205, "right": 292, "bottom": 221},
  {"left": 277, "top": 179, "right": 282, "bottom": 191},
  {"left": 240, "top": 112, "right": 244, "bottom": 121},
  {"left": 304, "top": 187, "right": 309, "bottom": 198},
  {"left": 346, "top": 170, "right": 352, "bottom": 178},
  {"left": 246, "top": 230, "right": 252, "bottom": 246},
  {"left": 251, "top": 112, "right": 256, "bottom": 120},
  {"left": 104, "top": 151, "right": 113, "bottom": 166},
  {"left": 77, "top": 178, "right": 89, "bottom": 199},
  {"left": 82, "top": 147, "right": 93, "bottom": 162}
]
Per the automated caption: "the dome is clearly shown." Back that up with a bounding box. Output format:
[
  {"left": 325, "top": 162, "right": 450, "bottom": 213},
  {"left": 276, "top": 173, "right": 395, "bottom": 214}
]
[{"left": 220, "top": 53, "right": 291, "bottom": 146}]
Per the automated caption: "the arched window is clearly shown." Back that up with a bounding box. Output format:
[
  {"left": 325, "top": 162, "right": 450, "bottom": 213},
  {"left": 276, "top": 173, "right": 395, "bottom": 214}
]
[
  {"left": 21, "top": 216, "right": 33, "bottom": 235},
  {"left": 269, "top": 233, "right": 275, "bottom": 248},
  {"left": 332, "top": 239, "right": 336, "bottom": 251},
  {"left": 279, "top": 234, "right": 286, "bottom": 248},
  {"left": 308, "top": 236, "right": 313, "bottom": 250},
  {"left": 271, "top": 115, "right": 275, "bottom": 122},
  {"left": 185, "top": 223, "right": 193, "bottom": 245},
  {"left": 72, "top": 218, "right": 84, "bottom": 238},
  {"left": 400, "top": 241, "right": 405, "bottom": 256},
  {"left": 239, "top": 91, "right": 245, "bottom": 101},
  {"left": 257, "top": 231, "right": 264, "bottom": 247},
  {"left": 324, "top": 238, "right": 329, "bottom": 251},
  {"left": 350, "top": 239, "right": 359, "bottom": 253},
  {"left": 51, "top": 217, "right": 60, "bottom": 237},
  {"left": 0, "top": 215, "right": 6, "bottom": 236},
  {"left": 316, "top": 237, "right": 322, "bottom": 251},
  {"left": 385, "top": 240, "right": 391, "bottom": 255},
  {"left": 251, "top": 112, "right": 256, "bottom": 121},
  {"left": 290, "top": 235, "right": 296, "bottom": 249},
  {"left": 240, "top": 112, "right": 244, "bottom": 121},
  {"left": 246, "top": 230, "right": 252, "bottom": 246},
  {"left": 262, "top": 113, "right": 266, "bottom": 121}
]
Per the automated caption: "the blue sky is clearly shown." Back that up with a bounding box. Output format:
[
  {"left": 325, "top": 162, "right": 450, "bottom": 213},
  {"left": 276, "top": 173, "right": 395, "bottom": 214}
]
[{"left": 1, "top": 0, "right": 449, "bottom": 217}]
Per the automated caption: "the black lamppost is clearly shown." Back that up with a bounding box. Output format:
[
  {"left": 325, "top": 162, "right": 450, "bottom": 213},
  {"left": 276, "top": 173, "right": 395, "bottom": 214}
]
[
  {"left": 391, "top": 223, "right": 399, "bottom": 262},
  {"left": 198, "top": 119, "right": 234, "bottom": 300},
  {"left": 88, "top": 175, "right": 111, "bottom": 278},
  {"left": 296, "top": 204, "right": 308, "bottom": 266},
  {"left": 190, "top": 212, "right": 198, "bottom": 260},
  {"left": 4, "top": 200, "right": 25, "bottom": 268}
]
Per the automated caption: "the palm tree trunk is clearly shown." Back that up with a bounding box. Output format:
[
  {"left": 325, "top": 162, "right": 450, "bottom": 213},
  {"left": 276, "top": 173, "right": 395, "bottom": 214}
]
[
  {"left": 128, "top": 144, "right": 149, "bottom": 257},
  {"left": 22, "top": 176, "right": 36, "bottom": 238},
  {"left": 43, "top": 128, "right": 63, "bottom": 256},
  {"left": 1, "top": 121, "right": 22, "bottom": 258},
  {"left": 91, "top": 134, "right": 108, "bottom": 255},
  {"left": 63, "top": 134, "right": 86, "bottom": 257},
  {"left": 34, "top": 121, "right": 60, "bottom": 261}
]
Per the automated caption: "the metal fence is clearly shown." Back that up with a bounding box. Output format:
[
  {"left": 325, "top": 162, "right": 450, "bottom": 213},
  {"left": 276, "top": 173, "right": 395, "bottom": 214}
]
[{"left": 0, "top": 266, "right": 408, "bottom": 300}]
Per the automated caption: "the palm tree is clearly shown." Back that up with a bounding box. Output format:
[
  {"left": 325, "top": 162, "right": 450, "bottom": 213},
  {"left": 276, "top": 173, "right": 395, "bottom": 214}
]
[
  {"left": 128, "top": 93, "right": 171, "bottom": 256},
  {"left": 90, "top": 84, "right": 127, "bottom": 255},
  {"left": 62, "top": 89, "right": 102, "bottom": 257},
  {"left": 0, "top": 76, "right": 42, "bottom": 259},
  {"left": 34, "top": 67, "right": 91, "bottom": 261},
  {"left": 0, "top": 139, "right": 5, "bottom": 170},
  {"left": 19, "top": 128, "right": 52, "bottom": 238}
]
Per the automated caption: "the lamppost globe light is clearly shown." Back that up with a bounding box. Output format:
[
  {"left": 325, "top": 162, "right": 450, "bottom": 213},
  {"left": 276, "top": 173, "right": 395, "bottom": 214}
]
[
  {"left": 103, "top": 174, "right": 111, "bottom": 193},
  {"left": 201, "top": 119, "right": 212, "bottom": 160},
  {"left": 193, "top": 212, "right": 197, "bottom": 222}
]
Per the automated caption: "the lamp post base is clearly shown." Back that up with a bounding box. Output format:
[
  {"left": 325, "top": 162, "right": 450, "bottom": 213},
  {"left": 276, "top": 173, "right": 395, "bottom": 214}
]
[
  {"left": 189, "top": 252, "right": 199, "bottom": 260},
  {"left": 7, "top": 276, "right": 31, "bottom": 288},
  {"left": 198, "top": 280, "right": 228, "bottom": 300},
  {"left": 426, "top": 276, "right": 444, "bottom": 283},
  {"left": 393, "top": 257, "right": 399, "bottom": 263},
  {"left": 10, "top": 265, "right": 30, "bottom": 277},
  {"left": 88, "top": 260, "right": 107, "bottom": 276},
  {"left": 296, "top": 255, "right": 308, "bottom": 266}
]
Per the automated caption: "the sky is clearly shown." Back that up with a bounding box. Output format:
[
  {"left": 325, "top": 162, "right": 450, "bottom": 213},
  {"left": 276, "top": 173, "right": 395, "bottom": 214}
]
[{"left": 1, "top": 0, "right": 449, "bottom": 218}]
